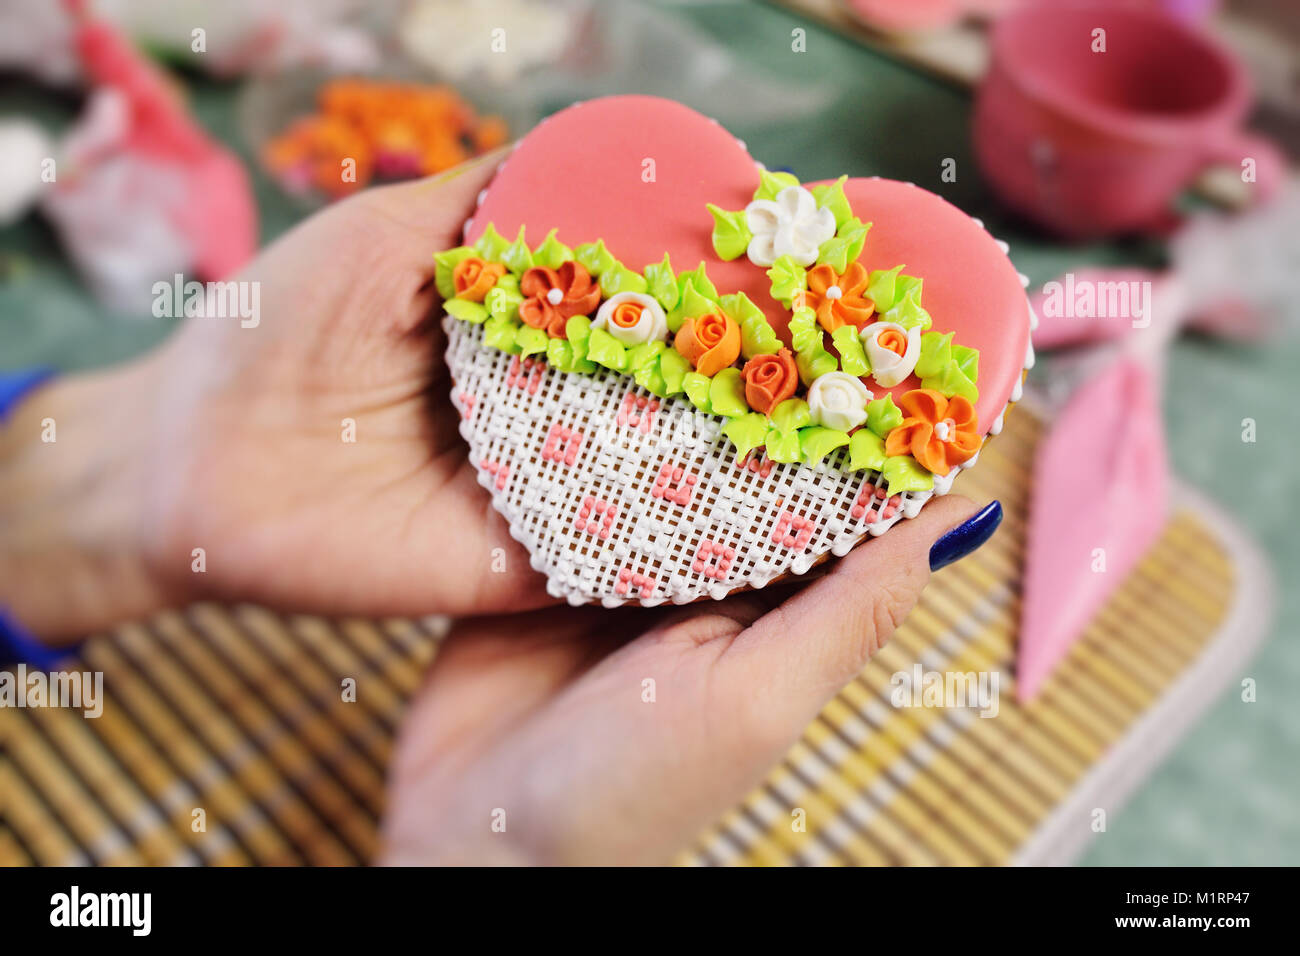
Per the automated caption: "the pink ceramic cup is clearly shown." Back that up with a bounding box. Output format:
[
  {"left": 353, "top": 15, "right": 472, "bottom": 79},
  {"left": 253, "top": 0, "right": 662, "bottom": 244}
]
[{"left": 973, "top": 2, "right": 1285, "bottom": 238}]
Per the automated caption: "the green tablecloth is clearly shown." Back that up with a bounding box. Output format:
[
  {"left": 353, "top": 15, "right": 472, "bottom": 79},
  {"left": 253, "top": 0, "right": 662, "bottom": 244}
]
[{"left": 1, "top": 0, "right": 1296, "bottom": 865}]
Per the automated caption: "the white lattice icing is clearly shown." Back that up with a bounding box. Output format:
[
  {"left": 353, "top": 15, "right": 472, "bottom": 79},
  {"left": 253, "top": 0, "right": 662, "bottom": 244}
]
[{"left": 445, "top": 318, "right": 1015, "bottom": 607}]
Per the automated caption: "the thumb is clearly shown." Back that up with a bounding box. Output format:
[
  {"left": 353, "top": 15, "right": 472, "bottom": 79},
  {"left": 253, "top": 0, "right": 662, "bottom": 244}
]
[
  {"left": 352, "top": 145, "right": 511, "bottom": 265},
  {"left": 718, "top": 496, "right": 1002, "bottom": 731}
]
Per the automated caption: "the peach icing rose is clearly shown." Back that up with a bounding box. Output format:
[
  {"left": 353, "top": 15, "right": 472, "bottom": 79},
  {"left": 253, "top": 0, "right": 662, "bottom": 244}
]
[
  {"left": 452, "top": 256, "right": 506, "bottom": 303},
  {"left": 860, "top": 320, "right": 922, "bottom": 387},
  {"left": 674, "top": 309, "right": 741, "bottom": 377},
  {"left": 592, "top": 292, "right": 668, "bottom": 346},
  {"left": 741, "top": 349, "right": 798, "bottom": 415},
  {"left": 884, "top": 389, "right": 980, "bottom": 476}
]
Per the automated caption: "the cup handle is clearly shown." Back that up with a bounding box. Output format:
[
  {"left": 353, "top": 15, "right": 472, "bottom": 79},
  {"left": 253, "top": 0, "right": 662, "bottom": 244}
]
[{"left": 1203, "top": 130, "right": 1288, "bottom": 204}]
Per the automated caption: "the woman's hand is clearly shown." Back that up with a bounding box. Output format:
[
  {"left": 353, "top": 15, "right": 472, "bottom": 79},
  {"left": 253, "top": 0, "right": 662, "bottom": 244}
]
[
  {"left": 1, "top": 148, "right": 552, "bottom": 639},
  {"left": 381, "top": 494, "right": 983, "bottom": 866}
]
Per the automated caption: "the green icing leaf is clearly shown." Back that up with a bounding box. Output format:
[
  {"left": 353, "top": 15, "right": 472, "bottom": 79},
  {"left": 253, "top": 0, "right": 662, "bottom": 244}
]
[
  {"left": 810, "top": 175, "right": 852, "bottom": 228},
  {"left": 643, "top": 253, "right": 679, "bottom": 311},
  {"left": 532, "top": 229, "right": 572, "bottom": 270},
  {"left": 483, "top": 316, "right": 522, "bottom": 354},
  {"left": 682, "top": 371, "right": 712, "bottom": 413},
  {"left": 565, "top": 315, "right": 592, "bottom": 359},
  {"left": 706, "top": 203, "right": 751, "bottom": 261},
  {"left": 628, "top": 340, "right": 667, "bottom": 374},
  {"left": 770, "top": 398, "right": 811, "bottom": 432},
  {"left": 882, "top": 286, "right": 932, "bottom": 331},
  {"left": 634, "top": 360, "right": 668, "bottom": 397},
  {"left": 796, "top": 350, "right": 837, "bottom": 388},
  {"left": 766, "top": 254, "right": 807, "bottom": 306},
  {"left": 601, "top": 262, "right": 649, "bottom": 296},
  {"left": 866, "top": 395, "right": 903, "bottom": 438},
  {"left": 586, "top": 326, "right": 628, "bottom": 372},
  {"left": 501, "top": 226, "right": 534, "bottom": 275},
  {"left": 789, "top": 306, "right": 820, "bottom": 353},
  {"left": 832, "top": 325, "right": 870, "bottom": 377},
  {"left": 953, "top": 343, "right": 979, "bottom": 383},
  {"left": 915, "top": 331, "right": 954, "bottom": 379},
  {"left": 922, "top": 362, "right": 979, "bottom": 403},
  {"left": 867, "top": 265, "right": 905, "bottom": 311},
  {"left": 473, "top": 224, "right": 510, "bottom": 261},
  {"left": 709, "top": 368, "right": 749, "bottom": 418},
  {"left": 683, "top": 280, "right": 719, "bottom": 317},
  {"left": 789, "top": 307, "right": 836, "bottom": 385},
  {"left": 546, "top": 337, "right": 574, "bottom": 370},
  {"left": 658, "top": 347, "right": 691, "bottom": 395},
  {"left": 629, "top": 343, "right": 670, "bottom": 398},
  {"left": 545, "top": 337, "right": 594, "bottom": 374},
  {"left": 445, "top": 298, "right": 488, "bottom": 323},
  {"left": 722, "top": 413, "right": 769, "bottom": 459},
  {"left": 765, "top": 427, "right": 803, "bottom": 463},
  {"left": 433, "top": 246, "right": 474, "bottom": 300},
  {"left": 754, "top": 168, "right": 800, "bottom": 201},
  {"left": 515, "top": 325, "right": 549, "bottom": 358},
  {"left": 800, "top": 426, "right": 850, "bottom": 466},
  {"left": 894, "top": 273, "right": 923, "bottom": 304},
  {"left": 665, "top": 264, "right": 721, "bottom": 330},
  {"left": 484, "top": 281, "right": 523, "bottom": 322},
  {"left": 677, "top": 262, "right": 718, "bottom": 301},
  {"left": 882, "top": 456, "right": 934, "bottom": 495},
  {"left": 848, "top": 429, "right": 887, "bottom": 471},
  {"left": 574, "top": 240, "right": 616, "bottom": 277},
  {"left": 721, "top": 291, "right": 779, "bottom": 358},
  {"left": 816, "top": 216, "right": 870, "bottom": 273}
]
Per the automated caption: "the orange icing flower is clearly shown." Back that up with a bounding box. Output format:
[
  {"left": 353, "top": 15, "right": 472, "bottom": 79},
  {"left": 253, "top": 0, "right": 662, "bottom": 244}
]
[
  {"left": 884, "top": 389, "right": 981, "bottom": 477},
  {"left": 803, "top": 262, "right": 875, "bottom": 333},
  {"left": 452, "top": 256, "right": 506, "bottom": 303},
  {"left": 741, "top": 349, "right": 798, "bottom": 415},
  {"left": 674, "top": 309, "right": 742, "bottom": 377},
  {"left": 519, "top": 261, "right": 602, "bottom": 337},
  {"left": 876, "top": 328, "right": 908, "bottom": 355}
]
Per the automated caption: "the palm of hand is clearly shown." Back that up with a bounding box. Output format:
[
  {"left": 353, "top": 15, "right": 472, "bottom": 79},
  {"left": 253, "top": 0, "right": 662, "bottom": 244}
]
[{"left": 144, "top": 168, "right": 548, "bottom": 617}]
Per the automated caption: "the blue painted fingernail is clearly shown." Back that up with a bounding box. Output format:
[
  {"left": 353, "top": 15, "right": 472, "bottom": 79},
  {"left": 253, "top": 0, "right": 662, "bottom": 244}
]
[{"left": 929, "top": 501, "right": 1003, "bottom": 572}]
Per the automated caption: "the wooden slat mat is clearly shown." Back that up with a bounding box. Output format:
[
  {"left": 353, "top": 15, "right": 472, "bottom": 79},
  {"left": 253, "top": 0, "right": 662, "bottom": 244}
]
[{"left": 0, "top": 405, "right": 1260, "bottom": 866}]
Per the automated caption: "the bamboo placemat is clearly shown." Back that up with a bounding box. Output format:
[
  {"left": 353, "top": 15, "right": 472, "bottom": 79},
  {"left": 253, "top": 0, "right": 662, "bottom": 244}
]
[{"left": 0, "top": 404, "right": 1270, "bottom": 866}]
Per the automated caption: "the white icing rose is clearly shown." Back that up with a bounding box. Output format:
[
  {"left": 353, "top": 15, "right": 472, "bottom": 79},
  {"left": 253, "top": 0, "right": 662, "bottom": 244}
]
[
  {"left": 592, "top": 292, "right": 668, "bottom": 346},
  {"left": 860, "top": 321, "right": 922, "bottom": 387},
  {"left": 807, "top": 371, "right": 872, "bottom": 432},
  {"left": 743, "top": 185, "right": 836, "bottom": 268}
]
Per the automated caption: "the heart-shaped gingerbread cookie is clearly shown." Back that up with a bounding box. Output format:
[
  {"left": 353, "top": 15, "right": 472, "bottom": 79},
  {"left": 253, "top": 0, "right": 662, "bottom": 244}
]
[{"left": 439, "top": 96, "right": 1032, "bottom": 606}]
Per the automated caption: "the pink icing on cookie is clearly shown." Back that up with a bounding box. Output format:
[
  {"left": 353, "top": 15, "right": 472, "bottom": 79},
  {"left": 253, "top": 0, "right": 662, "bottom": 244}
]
[{"left": 466, "top": 96, "right": 1027, "bottom": 433}]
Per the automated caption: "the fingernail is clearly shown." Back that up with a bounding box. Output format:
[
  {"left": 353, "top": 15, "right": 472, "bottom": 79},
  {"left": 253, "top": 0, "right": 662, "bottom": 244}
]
[{"left": 929, "top": 501, "right": 1003, "bottom": 572}]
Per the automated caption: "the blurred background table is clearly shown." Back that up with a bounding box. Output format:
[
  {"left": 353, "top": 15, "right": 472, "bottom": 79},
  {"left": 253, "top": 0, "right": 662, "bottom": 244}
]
[{"left": 1, "top": 0, "right": 1296, "bottom": 865}]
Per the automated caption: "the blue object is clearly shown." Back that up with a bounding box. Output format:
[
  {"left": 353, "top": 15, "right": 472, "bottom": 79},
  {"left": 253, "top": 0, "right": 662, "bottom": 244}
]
[
  {"left": 0, "top": 368, "right": 70, "bottom": 666},
  {"left": 0, "top": 367, "right": 54, "bottom": 420},
  {"left": 1, "top": 610, "right": 70, "bottom": 669},
  {"left": 929, "top": 501, "right": 1003, "bottom": 572}
]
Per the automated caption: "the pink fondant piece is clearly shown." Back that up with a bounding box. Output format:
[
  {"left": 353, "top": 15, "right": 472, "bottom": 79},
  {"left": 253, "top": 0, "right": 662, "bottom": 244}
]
[
  {"left": 1017, "top": 356, "right": 1168, "bottom": 701},
  {"left": 467, "top": 96, "right": 1028, "bottom": 432},
  {"left": 73, "top": 15, "right": 256, "bottom": 279}
]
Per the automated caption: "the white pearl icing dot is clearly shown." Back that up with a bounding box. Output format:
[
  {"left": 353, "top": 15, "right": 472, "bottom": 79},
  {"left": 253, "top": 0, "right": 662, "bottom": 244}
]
[
  {"left": 826, "top": 285, "right": 843, "bottom": 300},
  {"left": 546, "top": 288, "right": 564, "bottom": 305}
]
